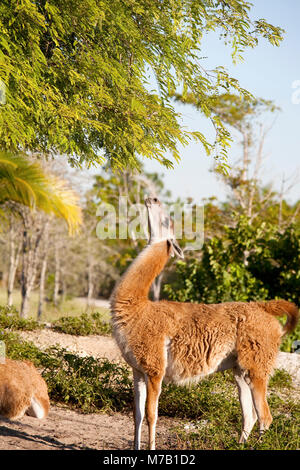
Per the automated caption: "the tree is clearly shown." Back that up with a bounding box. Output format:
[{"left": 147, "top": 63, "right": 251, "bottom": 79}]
[
  {"left": 0, "top": 151, "right": 82, "bottom": 232},
  {"left": 0, "top": 153, "right": 82, "bottom": 316},
  {"left": 0, "top": 1, "right": 284, "bottom": 171}
]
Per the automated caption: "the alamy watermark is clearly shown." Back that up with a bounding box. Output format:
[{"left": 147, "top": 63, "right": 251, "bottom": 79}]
[{"left": 95, "top": 197, "right": 204, "bottom": 251}]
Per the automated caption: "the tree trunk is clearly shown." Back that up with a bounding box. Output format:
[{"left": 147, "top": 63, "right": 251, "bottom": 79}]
[
  {"left": 37, "top": 256, "right": 47, "bottom": 320},
  {"left": 87, "top": 236, "right": 94, "bottom": 307},
  {"left": 54, "top": 242, "right": 60, "bottom": 306},
  {"left": 37, "top": 224, "right": 49, "bottom": 319},
  {"left": 151, "top": 273, "right": 163, "bottom": 302},
  {"left": 19, "top": 214, "right": 44, "bottom": 318},
  {"left": 87, "top": 272, "right": 94, "bottom": 307},
  {"left": 61, "top": 276, "right": 66, "bottom": 305},
  {"left": 7, "top": 220, "right": 21, "bottom": 307},
  {"left": 7, "top": 241, "right": 21, "bottom": 307},
  {"left": 20, "top": 228, "right": 29, "bottom": 318},
  {"left": 20, "top": 290, "right": 31, "bottom": 319}
]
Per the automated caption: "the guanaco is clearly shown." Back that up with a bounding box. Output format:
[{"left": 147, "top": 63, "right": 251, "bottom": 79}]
[
  {"left": 0, "top": 358, "right": 50, "bottom": 420},
  {"left": 110, "top": 197, "right": 299, "bottom": 450}
]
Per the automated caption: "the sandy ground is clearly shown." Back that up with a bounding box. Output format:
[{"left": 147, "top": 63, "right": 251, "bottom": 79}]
[
  {"left": 19, "top": 328, "right": 124, "bottom": 362},
  {"left": 1, "top": 323, "right": 299, "bottom": 451},
  {"left": 0, "top": 407, "right": 180, "bottom": 450}
]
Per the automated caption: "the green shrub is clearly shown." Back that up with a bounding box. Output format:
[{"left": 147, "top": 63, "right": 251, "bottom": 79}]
[
  {"left": 2, "top": 331, "right": 130, "bottom": 413},
  {"left": 0, "top": 305, "right": 41, "bottom": 331},
  {"left": 280, "top": 321, "right": 300, "bottom": 353},
  {"left": 52, "top": 311, "right": 112, "bottom": 336},
  {"left": 269, "top": 369, "right": 293, "bottom": 389}
]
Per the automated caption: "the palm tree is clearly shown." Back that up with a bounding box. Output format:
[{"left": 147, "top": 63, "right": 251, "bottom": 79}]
[
  {"left": 0, "top": 151, "right": 82, "bottom": 316},
  {"left": 0, "top": 151, "right": 82, "bottom": 232}
]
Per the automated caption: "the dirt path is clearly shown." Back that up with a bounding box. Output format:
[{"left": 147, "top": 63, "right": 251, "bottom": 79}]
[
  {"left": 19, "top": 329, "right": 124, "bottom": 362},
  {"left": 0, "top": 406, "right": 180, "bottom": 450}
]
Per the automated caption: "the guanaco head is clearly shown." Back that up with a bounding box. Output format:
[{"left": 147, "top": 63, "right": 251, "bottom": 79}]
[{"left": 145, "top": 197, "right": 184, "bottom": 259}]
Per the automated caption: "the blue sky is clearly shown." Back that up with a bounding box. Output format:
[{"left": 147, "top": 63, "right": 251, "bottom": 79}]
[{"left": 143, "top": 0, "right": 300, "bottom": 205}]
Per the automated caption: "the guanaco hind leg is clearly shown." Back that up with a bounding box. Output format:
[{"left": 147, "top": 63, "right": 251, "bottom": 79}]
[
  {"left": 233, "top": 367, "right": 257, "bottom": 443},
  {"left": 145, "top": 374, "right": 163, "bottom": 450},
  {"left": 249, "top": 376, "right": 273, "bottom": 435},
  {"left": 26, "top": 396, "right": 48, "bottom": 419}
]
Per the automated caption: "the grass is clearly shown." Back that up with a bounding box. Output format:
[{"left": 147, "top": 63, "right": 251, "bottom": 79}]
[
  {"left": 164, "top": 370, "right": 300, "bottom": 450},
  {"left": 0, "top": 305, "right": 41, "bottom": 331},
  {"left": 1, "top": 330, "right": 299, "bottom": 450},
  {"left": 2, "top": 331, "right": 131, "bottom": 413},
  {"left": 0, "top": 304, "right": 111, "bottom": 336},
  {"left": 0, "top": 287, "right": 110, "bottom": 323},
  {"left": 173, "top": 395, "right": 300, "bottom": 450},
  {"left": 52, "top": 311, "right": 112, "bottom": 336}
]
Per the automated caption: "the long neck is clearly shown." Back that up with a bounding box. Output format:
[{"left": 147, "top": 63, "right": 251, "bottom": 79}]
[{"left": 112, "top": 241, "right": 170, "bottom": 304}]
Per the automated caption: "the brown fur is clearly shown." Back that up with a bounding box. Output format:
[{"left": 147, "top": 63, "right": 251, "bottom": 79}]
[
  {"left": 256, "top": 299, "right": 299, "bottom": 334},
  {"left": 0, "top": 358, "right": 50, "bottom": 420},
  {"left": 111, "top": 241, "right": 299, "bottom": 448}
]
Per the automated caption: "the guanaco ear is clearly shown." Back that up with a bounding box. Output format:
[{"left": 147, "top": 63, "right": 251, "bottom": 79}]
[{"left": 167, "top": 239, "right": 184, "bottom": 259}]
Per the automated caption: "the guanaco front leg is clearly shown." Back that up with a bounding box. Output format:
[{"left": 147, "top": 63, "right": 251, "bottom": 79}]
[{"left": 133, "top": 368, "right": 147, "bottom": 450}]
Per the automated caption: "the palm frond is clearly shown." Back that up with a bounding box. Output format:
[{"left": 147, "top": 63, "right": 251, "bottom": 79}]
[{"left": 0, "top": 151, "right": 82, "bottom": 233}]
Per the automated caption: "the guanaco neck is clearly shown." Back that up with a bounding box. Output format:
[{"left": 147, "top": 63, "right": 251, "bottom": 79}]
[{"left": 111, "top": 241, "right": 171, "bottom": 308}]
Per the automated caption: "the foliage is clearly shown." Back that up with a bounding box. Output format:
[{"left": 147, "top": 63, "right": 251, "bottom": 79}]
[
  {"left": 53, "top": 311, "right": 112, "bottom": 336},
  {"left": 0, "top": 304, "right": 41, "bottom": 330},
  {"left": 165, "top": 216, "right": 300, "bottom": 305},
  {"left": 0, "top": 1, "right": 284, "bottom": 170},
  {"left": 2, "top": 331, "right": 131, "bottom": 413},
  {"left": 269, "top": 368, "right": 293, "bottom": 389},
  {"left": 0, "top": 151, "right": 82, "bottom": 232},
  {"left": 165, "top": 215, "right": 270, "bottom": 303},
  {"left": 42, "top": 349, "right": 131, "bottom": 413},
  {"left": 249, "top": 226, "right": 300, "bottom": 305}
]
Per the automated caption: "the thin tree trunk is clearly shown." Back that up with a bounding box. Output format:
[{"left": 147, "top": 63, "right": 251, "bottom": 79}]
[
  {"left": 61, "top": 276, "right": 66, "bottom": 305},
  {"left": 20, "top": 291, "right": 31, "bottom": 319},
  {"left": 151, "top": 273, "right": 163, "bottom": 302},
  {"left": 37, "top": 256, "right": 47, "bottom": 320},
  {"left": 87, "top": 236, "right": 94, "bottom": 307},
  {"left": 241, "top": 130, "right": 250, "bottom": 183},
  {"left": 20, "top": 215, "right": 44, "bottom": 318},
  {"left": 7, "top": 226, "right": 21, "bottom": 307},
  {"left": 54, "top": 242, "right": 60, "bottom": 306},
  {"left": 87, "top": 269, "right": 94, "bottom": 307},
  {"left": 20, "top": 228, "right": 29, "bottom": 318},
  {"left": 37, "top": 223, "right": 49, "bottom": 320}
]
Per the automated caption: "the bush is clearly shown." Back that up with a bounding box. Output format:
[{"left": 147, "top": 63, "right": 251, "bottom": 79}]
[
  {"left": 2, "top": 331, "right": 130, "bottom": 413},
  {"left": 52, "top": 311, "right": 112, "bottom": 336},
  {"left": 0, "top": 305, "right": 41, "bottom": 331}
]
